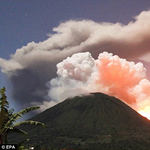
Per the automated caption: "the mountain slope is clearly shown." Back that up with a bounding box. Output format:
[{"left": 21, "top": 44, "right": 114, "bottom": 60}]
[
  {"left": 9, "top": 92, "right": 150, "bottom": 149},
  {"left": 32, "top": 92, "right": 150, "bottom": 130}
]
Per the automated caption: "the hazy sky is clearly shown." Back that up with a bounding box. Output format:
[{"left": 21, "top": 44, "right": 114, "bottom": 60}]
[{"left": 1, "top": 0, "right": 150, "bottom": 114}]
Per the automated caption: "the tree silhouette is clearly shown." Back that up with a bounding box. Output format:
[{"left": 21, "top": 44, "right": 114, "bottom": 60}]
[{"left": 0, "top": 87, "right": 46, "bottom": 144}]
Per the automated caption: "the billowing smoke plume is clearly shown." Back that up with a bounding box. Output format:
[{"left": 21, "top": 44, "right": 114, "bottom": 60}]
[
  {"left": 47, "top": 52, "right": 98, "bottom": 102},
  {"left": 47, "top": 52, "right": 150, "bottom": 119},
  {"left": 1, "top": 10, "right": 150, "bottom": 118}
]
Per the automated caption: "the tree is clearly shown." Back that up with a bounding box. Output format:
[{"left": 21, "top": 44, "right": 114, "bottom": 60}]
[{"left": 0, "top": 87, "right": 46, "bottom": 144}]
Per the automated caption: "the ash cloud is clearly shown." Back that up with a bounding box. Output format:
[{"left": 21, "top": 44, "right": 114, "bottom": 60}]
[
  {"left": 48, "top": 52, "right": 150, "bottom": 119},
  {"left": 1, "top": 10, "right": 150, "bottom": 113}
]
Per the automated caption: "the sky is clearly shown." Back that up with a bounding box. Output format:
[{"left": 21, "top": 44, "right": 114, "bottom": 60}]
[{"left": 1, "top": 0, "right": 150, "bottom": 119}]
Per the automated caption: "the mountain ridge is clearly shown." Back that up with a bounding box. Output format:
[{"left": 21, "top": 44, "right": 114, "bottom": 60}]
[
  {"left": 9, "top": 92, "right": 150, "bottom": 149},
  {"left": 32, "top": 92, "right": 149, "bottom": 128}
]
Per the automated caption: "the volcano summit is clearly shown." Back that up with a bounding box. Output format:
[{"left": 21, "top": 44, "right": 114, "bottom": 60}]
[{"left": 9, "top": 93, "right": 150, "bottom": 149}]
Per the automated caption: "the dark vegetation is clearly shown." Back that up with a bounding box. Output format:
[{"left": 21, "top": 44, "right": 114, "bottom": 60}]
[
  {"left": 0, "top": 87, "right": 45, "bottom": 148},
  {"left": 8, "top": 92, "right": 150, "bottom": 149}
]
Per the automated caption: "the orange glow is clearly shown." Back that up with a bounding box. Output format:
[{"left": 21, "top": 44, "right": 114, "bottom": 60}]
[
  {"left": 55, "top": 52, "right": 150, "bottom": 121},
  {"left": 95, "top": 52, "right": 150, "bottom": 120},
  {"left": 138, "top": 106, "right": 150, "bottom": 120},
  {"left": 96, "top": 53, "right": 144, "bottom": 105}
]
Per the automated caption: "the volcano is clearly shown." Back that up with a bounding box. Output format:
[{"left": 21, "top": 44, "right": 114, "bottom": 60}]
[{"left": 9, "top": 93, "right": 150, "bottom": 149}]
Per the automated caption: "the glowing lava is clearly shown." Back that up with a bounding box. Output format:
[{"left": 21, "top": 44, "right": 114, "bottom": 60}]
[{"left": 138, "top": 106, "right": 150, "bottom": 120}]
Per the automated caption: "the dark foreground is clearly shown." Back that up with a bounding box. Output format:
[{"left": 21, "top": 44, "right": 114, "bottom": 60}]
[{"left": 8, "top": 93, "right": 150, "bottom": 150}]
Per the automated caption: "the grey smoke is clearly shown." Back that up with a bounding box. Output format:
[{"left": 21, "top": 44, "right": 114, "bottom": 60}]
[{"left": 1, "top": 10, "right": 150, "bottom": 111}]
